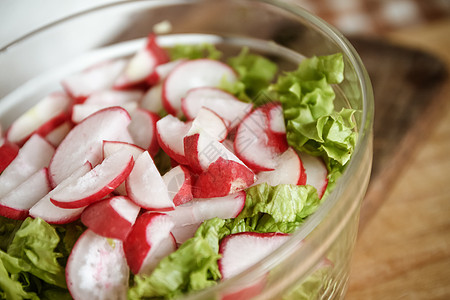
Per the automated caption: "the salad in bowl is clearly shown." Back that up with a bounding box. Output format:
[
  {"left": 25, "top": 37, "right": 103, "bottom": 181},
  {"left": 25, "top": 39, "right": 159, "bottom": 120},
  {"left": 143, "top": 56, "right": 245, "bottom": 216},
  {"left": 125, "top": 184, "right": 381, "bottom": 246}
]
[{"left": 0, "top": 1, "right": 373, "bottom": 299}]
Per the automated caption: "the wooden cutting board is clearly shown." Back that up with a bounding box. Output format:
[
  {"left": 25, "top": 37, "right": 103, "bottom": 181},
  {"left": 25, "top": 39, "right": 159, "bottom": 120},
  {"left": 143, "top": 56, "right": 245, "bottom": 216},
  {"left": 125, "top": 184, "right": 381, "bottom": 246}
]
[{"left": 348, "top": 36, "right": 448, "bottom": 230}]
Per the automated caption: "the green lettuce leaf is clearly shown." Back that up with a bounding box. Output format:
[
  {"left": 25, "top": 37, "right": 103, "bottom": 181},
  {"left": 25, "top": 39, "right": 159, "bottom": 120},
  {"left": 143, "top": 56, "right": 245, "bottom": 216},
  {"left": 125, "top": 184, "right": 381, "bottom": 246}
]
[
  {"left": 0, "top": 251, "right": 39, "bottom": 300},
  {"left": 282, "top": 262, "right": 332, "bottom": 300},
  {"left": 128, "top": 183, "right": 321, "bottom": 299},
  {"left": 0, "top": 216, "right": 22, "bottom": 252},
  {"left": 128, "top": 218, "right": 225, "bottom": 299},
  {"left": 223, "top": 47, "right": 278, "bottom": 102},
  {"left": 223, "top": 183, "right": 320, "bottom": 234},
  {"left": 168, "top": 43, "right": 222, "bottom": 60},
  {"left": 7, "top": 218, "right": 67, "bottom": 288},
  {"left": 271, "top": 53, "right": 357, "bottom": 181}
]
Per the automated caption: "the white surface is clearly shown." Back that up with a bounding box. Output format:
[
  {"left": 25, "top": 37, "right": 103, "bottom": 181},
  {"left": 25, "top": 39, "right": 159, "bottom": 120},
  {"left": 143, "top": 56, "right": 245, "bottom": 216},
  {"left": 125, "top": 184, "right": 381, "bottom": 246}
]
[{"left": 0, "top": 0, "right": 118, "bottom": 48}]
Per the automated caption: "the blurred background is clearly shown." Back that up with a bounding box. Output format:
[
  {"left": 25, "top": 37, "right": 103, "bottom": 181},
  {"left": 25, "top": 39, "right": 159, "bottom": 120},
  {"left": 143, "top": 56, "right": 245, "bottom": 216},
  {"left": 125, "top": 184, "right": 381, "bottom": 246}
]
[{"left": 1, "top": 0, "right": 449, "bottom": 299}]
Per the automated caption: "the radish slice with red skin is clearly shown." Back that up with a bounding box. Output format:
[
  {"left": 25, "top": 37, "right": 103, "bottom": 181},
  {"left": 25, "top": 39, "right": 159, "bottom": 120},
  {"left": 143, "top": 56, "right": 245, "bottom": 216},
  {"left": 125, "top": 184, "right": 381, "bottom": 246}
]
[
  {"left": 300, "top": 152, "right": 328, "bottom": 198},
  {"left": 218, "top": 232, "right": 291, "bottom": 279},
  {"left": 156, "top": 115, "right": 192, "bottom": 165},
  {"left": 71, "top": 102, "right": 138, "bottom": 123},
  {"left": 187, "top": 107, "right": 229, "bottom": 142},
  {"left": 102, "top": 141, "right": 145, "bottom": 160},
  {"left": 81, "top": 196, "right": 140, "bottom": 241},
  {"left": 29, "top": 162, "right": 92, "bottom": 224},
  {"left": 170, "top": 223, "right": 201, "bottom": 245},
  {"left": 114, "top": 34, "right": 169, "bottom": 89},
  {"left": 267, "top": 103, "right": 286, "bottom": 134},
  {"left": 234, "top": 103, "right": 288, "bottom": 172},
  {"left": 84, "top": 89, "right": 143, "bottom": 106},
  {"left": 184, "top": 132, "right": 249, "bottom": 174},
  {"left": 181, "top": 87, "right": 252, "bottom": 128},
  {"left": 66, "top": 230, "right": 129, "bottom": 300},
  {"left": 0, "top": 140, "right": 19, "bottom": 173},
  {"left": 162, "top": 165, "right": 193, "bottom": 206},
  {"left": 165, "top": 191, "right": 246, "bottom": 227},
  {"left": 48, "top": 106, "right": 132, "bottom": 187},
  {"left": 254, "top": 147, "right": 306, "bottom": 186},
  {"left": 0, "top": 134, "right": 54, "bottom": 198},
  {"left": 128, "top": 108, "right": 160, "bottom": 156},
  {"left": 141, "top": 60, "right": 185, "bottom": 113},
  {"left": 50, "top": 150, "right": 134, "bottom": 209},
  {"left": 220, "top": 276, "right": 267, "bottom": 300},
  {"left": 193, "top": 157, "right": 255, "bottom": 198},
  {"left": 0, "top": 168, "right": 50, "bottom": 220},
  {"left": 62, "top": 59, "right": 127, "bottom": 101},
  {"left": 44, "top": 121, "right": 73, "bottom": 147},
  {"left": 162, "top": 59, "right": 237, "bottom": 116},
  {"left": 124, "top": 212, "right": 176, "bottom": 275},
  {"left": 5, "top": 92, "right": 72, "bottom": 145},
  {"left": 126, "top": 151, "right": 174, "bottom": 211},
  {"left": 102, "top": 141, "right": 145, "bottom": 195},
  {"left": 141, "top": 83, "right": 163, "bottom": 114},
  {"left": 147, "top": 59, "right": 185, "bottom": 86}
]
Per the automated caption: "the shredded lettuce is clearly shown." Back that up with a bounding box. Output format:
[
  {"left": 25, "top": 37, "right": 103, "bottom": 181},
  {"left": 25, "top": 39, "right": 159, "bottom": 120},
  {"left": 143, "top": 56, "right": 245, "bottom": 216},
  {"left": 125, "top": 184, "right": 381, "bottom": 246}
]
[
  {"left": 0, "top": 217, "right": 84, "bottom": 299},
  {"left": 223, "top": 183, "right": 320, "bottom": 234},
  {"left": 222, "top": 47, "right": 278, "bottom": 102},
  {"left": 128, "top": 183, "right": 320, "bottom": 299},
  {"left": 128, "top": 218, "right": 224, "bottom": 299},
  {"left": 282, "top": 262, "right": 332, "bottom": 300},
  {"left": 168, "top": 43, "right": 222, "bottom": 61},
  {"left": 270, "top": 53, "right": 357, "bottom": 199}
]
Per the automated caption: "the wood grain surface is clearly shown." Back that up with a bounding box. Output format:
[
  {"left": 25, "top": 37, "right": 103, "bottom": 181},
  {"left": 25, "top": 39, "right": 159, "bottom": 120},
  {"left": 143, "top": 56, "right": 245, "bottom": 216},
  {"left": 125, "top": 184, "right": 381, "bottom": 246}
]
[{"left": 346, "top": 19, "right": 450, "bottom": 300}]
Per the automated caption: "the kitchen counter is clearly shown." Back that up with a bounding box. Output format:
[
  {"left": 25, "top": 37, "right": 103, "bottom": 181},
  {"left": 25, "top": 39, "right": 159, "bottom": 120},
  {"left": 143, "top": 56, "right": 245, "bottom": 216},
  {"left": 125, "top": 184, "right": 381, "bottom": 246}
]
[{"left": 347, "top": 19, "right": 450, "bottom": 299}]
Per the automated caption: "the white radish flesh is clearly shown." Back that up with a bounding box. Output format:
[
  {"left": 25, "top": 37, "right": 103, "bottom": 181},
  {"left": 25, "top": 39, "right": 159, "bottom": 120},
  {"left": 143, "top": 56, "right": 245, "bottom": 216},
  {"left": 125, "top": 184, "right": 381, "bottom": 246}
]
[{"left": 66, "top": 230, "right": 129, "bottom": 300}]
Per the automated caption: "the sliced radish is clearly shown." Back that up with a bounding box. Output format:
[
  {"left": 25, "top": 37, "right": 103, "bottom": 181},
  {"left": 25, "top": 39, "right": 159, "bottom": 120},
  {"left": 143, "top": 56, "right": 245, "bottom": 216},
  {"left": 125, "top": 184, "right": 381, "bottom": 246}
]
[
  {"left": 5, "top": 92, "right": 71, "bottom": 145},
  {"left": 0, "top": 168, "right": 50, "bottom": 220},
  {"left": 162, "top": 165, "right": 193, "bottom": 206},
  {"left": 166, "top": 191, "right": 245, "bottom": 227},
  {"left": 102, "top": 141, "right": 145, "bottom": 195},
  {"left": 128, "top": 108, "right": 160, "bottom": 156},
  {"left": 0, "top": 134, "right": 54, "bottom": 198},
  {"left": 0, "top": 139, "right": 19, "bottom": 173},
  {"left": 234, "top": 103, "right": 288, "bottom": 172},
  {"left": 156, "top": 115, "right": 192, "bottom": 165},
  {"left": 170, "top": 223, "right": 201, "bottom": 245},
  {"left": 48, "top": 106, "right": 132, "bottom": 186},
  {"left": 193, "top": 157, "right": 255, "bottom": 198},
  {"left": 66, "top": 230, "right": 129, "bottom": 300},
  {"left": 181, "top": 87, "right": 252, "bottom": 128},
  {"left": 102, "top": 141, "right": 145, "bottom": 159},
  {"left": 126, "top": 151, "right": 174, "bottom": 211},
  {"left": 141, "top": 83, "right": 163, "bottom": 114},
  {"left": 267, "top": 103, "right": 286, "bottom": 134},
  {"left": 221, "top": 139, "right": 235, "bottom": 155},
  {"left": 254, "top": 148, "right": 306, "bottom": 186},
  {"left": 62, "top": 59, "right": 127, "bottom": 101},
  {"left": 44, "top": 121, "right": 73, "bottom": 147},
  {"left": 84, "top": 89, "right": 143, "bottom": 106},
  {"left": 187, "top": 107, "right": 229, "bottom": 142},
  {"left": 124, "top": 212, "right": 176, "bottom": 275},
  {"left": 163, "top": 59, "right": 237, "bottom": 116},
  {"left": 114, "top": 34, "right": 169, "bottom": 89},
  {"left": 50, "top": 150, "right": 134, "bottom": 209},
  {"left": 218, "top": 232, "right": 290, "bottom": 279},
  {"left": 301, "top": 153, "right": 328, "bottom": 198},
  {"left": 81, "top": 195, "right": 140, "bottom": 241},
  {"left": 71, "top": 102, "right": 138, "bottom": 123},
  {"left": 183, "top": 132, "right": 249, "bottom": 174},
  {"left": 147, "top": 59, "right": 185, "bottom": 86},
  {"left": 29, "top": 162, "right": 92, "bottom": 224}
]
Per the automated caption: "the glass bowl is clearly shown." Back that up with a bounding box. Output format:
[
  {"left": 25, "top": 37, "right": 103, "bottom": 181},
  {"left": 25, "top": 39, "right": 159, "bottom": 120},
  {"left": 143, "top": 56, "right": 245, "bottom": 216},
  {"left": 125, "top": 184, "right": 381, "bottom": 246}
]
[{"left": 0, "top": 0, "right": 374, "bottom": 299}]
